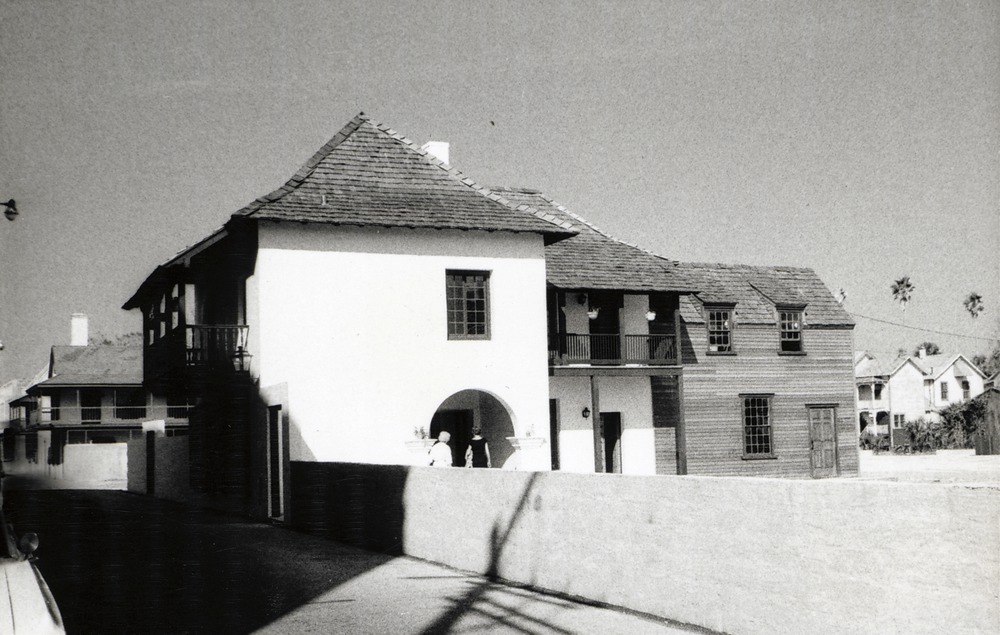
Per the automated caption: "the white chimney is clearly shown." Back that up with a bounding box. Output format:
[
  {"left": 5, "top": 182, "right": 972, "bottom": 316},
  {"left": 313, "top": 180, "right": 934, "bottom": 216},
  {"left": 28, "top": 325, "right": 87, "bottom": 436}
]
[
  {"left": 71, "top": 313, "right": 88, "bottom": 346},
  {"left": 421, "top": 141, "right": 450, "bottom": 166},
  {"left": 917, "top": 346, "right": 926, "bottom": 359}
]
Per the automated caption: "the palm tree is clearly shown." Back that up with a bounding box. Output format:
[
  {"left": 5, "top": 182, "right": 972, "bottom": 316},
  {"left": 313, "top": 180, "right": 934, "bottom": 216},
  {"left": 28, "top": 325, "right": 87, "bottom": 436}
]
[
  {"left": 891, "top": 276, "right": 915, "bottom": 311},
  {"left": 963, "top": 292, "right": 984, "bottom": 318}
]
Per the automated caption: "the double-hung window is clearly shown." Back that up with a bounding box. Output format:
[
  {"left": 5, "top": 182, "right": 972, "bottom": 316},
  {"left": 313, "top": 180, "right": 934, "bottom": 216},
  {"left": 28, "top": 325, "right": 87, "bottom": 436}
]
[
  {"left": 446, "top": 270, "right": 490, "bottom": 340},
  {"left": 778, "top": 308, "right": 804, "bottom": 353},
  {"left": 940, "top": 382, "right": 948, "bottom": 401},
  {"left": 706, "top": 306, "right": 734, "bottom": 353},
  {"left": 742, "top": 394, "right": 774, "bottom": 458}
]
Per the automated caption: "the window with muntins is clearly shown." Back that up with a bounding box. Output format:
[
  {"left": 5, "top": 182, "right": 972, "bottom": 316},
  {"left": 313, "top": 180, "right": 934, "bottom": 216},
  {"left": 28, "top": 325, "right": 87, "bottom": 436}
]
[
  {"left": 940, "top": 382, "right": 948, "bottom": 401},
  {"left": 893, "top": 414, "right": 905, "bottom": 428},
  {"left": 707, "top": 308, "right": 733, "bottom": 352},
  {"left": 962, "top": 381, "right": 970, "bottom": 400},
  {"left": 446, "top": 271, "right": 490, "bottom": 339},
  {"left": 742, "top": 394, "right": 773, "bottom": 457},
  {"left": 779, "top": 310, "right": 803, "bottom": 352}
]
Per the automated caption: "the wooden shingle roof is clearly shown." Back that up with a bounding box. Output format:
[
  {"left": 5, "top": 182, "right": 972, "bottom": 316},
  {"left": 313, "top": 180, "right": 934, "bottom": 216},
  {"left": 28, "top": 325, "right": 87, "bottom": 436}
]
[
  {"left": 676, "top": 262, "right": 853, "bottom": 326},
  {"left": 30, "top": 345, "right": 143, "bottom": 390},
  {"left": 232, "top": 114, "right": 576, "bottom": 241},
  {"left": 491, "top": 188, "right": 697, "bottom": 293}
]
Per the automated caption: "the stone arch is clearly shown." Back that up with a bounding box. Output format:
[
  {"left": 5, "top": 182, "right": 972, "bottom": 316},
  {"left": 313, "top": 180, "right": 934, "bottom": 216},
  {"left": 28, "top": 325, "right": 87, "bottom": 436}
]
[{"left": 428, "top": 389, "right": 516, "bottom": 468}]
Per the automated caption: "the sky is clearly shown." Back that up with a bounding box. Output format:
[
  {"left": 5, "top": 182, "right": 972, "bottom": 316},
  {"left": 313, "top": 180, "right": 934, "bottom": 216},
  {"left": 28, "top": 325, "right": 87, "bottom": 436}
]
[{"left": 1, "top": 0, "right": 998, "bottom": 385}]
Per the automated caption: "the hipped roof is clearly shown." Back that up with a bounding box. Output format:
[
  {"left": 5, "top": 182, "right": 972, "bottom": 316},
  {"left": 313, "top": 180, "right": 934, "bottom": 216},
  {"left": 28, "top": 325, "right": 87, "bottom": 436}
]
[
  {"left": 491, "top": 188, "right": 696, "bottom": 293},
  {"left": 678, "top": 263, "right": 852, "bottom": 326},
  {"left": 232, "top": 114, "right": 576, "bottom": 240}
]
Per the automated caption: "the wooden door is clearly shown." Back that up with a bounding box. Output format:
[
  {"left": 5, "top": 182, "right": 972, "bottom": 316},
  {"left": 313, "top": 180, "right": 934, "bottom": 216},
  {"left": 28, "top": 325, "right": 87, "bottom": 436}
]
[
  {"left": 809, "top": 407, "right": 838, "bottom": 478},
  {"left": 588, "top": 292, "right": 622, "bottom": 362},
  {"left": 267, "top": 405, "right": 285, "bottom": 519},
  {"left": 601, "top": 412, "right": 622, "bottom": 473},
  {"left": 430, "top": 409, "right": 474, "bottom": 467}
]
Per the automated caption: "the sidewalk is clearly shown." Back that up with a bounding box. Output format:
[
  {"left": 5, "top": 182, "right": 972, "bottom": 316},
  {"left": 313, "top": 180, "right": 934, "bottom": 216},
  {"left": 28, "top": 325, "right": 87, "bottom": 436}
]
[
  {"left": 257, "top": 548, "right": 712, "bottom": 635},
  {"left": 4, "top": 490, "right": 711, "bottom": 634}
]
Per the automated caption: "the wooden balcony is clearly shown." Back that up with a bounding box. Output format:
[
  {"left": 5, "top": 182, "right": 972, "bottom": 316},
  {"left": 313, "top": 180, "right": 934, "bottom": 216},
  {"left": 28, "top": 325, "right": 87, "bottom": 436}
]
[
  {"left": 549, "top": 333, "right": 679, "bottom": 366},
  {"left": 146, "top": 324, "right": 249, "bottom": 389}
]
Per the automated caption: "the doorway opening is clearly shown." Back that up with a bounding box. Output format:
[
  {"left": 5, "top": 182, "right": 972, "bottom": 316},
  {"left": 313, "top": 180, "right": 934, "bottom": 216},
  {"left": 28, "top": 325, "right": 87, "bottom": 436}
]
[{"left": 430, "top": 390, "right": 515, "bottom": 468}]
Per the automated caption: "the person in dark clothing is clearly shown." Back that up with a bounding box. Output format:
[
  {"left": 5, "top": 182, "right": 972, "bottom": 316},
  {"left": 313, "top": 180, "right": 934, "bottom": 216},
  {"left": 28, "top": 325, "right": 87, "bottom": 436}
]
[{"left": 464, "top": 426, "right": 491, "bottom": 468}]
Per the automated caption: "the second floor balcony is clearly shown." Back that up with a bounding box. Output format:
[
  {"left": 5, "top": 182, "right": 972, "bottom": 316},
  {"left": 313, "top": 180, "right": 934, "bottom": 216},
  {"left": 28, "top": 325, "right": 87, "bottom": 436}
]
[
  {"left": 549, "top": 333, "right": 679, "bottom": 366},
  {"left": 17, "top": 403, "right": 192, "bottom": 429},
  {"left": 146, "top": 324, "right": 250, "bottom": 388}
]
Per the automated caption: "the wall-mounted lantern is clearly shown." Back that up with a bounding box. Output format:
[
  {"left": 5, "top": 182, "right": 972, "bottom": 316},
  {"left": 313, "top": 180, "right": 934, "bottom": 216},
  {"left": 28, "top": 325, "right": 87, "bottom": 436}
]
[
  {"left": 231, "top": 346, "right": 252, "bottom": 373},
  {"left": 587, "top": 308, "right": 600, "bottom": 320},
  {"left": 582, "top": 407, "right": 591, "bottom": 419},
  {"left": 645, "top": 310, "right": 657, "bottom": 321}
]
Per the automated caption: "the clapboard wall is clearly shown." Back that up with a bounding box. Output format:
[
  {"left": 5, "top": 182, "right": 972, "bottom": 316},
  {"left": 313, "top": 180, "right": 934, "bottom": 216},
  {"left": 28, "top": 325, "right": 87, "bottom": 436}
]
[{"left": 666, "top": 322, "right": 858, "bottom": 477}]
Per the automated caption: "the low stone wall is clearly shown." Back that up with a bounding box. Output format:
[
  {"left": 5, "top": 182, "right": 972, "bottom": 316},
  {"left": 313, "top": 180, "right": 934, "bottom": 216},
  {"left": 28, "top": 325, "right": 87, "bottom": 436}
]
[{"left": 291, "top": 462, "right": 1000, "bottom": 635}]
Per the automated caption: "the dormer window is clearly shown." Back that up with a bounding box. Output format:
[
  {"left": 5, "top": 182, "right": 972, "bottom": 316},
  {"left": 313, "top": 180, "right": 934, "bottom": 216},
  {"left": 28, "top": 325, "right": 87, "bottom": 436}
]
[
  {"left": 779, "top": 309, "right": 804, "bottom": 353},
  {"left": 706, "top": 306, "right": 734, "bottom": 353}
]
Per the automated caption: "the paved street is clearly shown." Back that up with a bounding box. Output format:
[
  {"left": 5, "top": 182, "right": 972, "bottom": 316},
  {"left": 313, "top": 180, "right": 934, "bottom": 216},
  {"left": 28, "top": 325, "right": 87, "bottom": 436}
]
[{"left": 4, "top": 490, "right": 707, "bottom": 635}]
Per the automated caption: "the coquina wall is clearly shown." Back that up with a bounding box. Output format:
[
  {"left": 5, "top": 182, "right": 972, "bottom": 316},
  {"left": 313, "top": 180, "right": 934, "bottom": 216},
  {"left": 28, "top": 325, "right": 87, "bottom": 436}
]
[{"left": 293, "top": 463, "right": 999, "bottom": 635}]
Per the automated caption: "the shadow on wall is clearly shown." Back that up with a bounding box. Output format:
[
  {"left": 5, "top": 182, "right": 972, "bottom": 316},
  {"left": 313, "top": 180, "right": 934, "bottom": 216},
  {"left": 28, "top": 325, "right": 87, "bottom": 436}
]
[
  {"left": 417, "top": 472, "right": 541, "bottom": 635},
  {"left": 289, "top": 462, "right": 410, "bottom": 554}
]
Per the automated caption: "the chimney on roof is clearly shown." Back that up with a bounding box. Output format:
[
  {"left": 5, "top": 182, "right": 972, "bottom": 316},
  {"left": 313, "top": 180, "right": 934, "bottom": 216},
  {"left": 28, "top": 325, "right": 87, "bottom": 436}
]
[
  {"left": 917, "top": 346, "right": 926, "bottom": 359},
  {"left": 421, "top": 141, "right": 450, "bottom": 166},
  {"left": 71, "top": 313, "right": 88, "bottom": 346}
]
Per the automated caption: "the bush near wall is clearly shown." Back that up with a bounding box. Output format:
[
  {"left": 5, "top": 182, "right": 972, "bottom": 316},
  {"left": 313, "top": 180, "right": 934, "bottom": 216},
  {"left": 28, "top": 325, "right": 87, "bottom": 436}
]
[{"left": 939, "top": 400, "right": 986, "bottom": 449}]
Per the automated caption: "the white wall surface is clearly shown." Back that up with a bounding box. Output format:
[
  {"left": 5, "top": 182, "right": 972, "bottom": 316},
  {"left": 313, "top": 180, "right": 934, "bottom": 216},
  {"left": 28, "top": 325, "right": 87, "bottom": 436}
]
[
  {"left": 398, "top": 467, "right": 1000, "bottom": 635},
  {"left": 549, "top": 375, "right": 656, "bottom": 474},
  {"left": 889, "top": 361, "right": 927, "bottom": 422},
  {"left": 252, "top": 223, "right": 551, "bottom": 464}
]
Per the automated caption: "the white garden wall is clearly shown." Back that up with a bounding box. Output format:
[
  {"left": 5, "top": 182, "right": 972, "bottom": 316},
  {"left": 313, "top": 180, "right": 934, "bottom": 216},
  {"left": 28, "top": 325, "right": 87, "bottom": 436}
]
[{"left": 397, "top": 468, "right": 998, "bottom": 635}]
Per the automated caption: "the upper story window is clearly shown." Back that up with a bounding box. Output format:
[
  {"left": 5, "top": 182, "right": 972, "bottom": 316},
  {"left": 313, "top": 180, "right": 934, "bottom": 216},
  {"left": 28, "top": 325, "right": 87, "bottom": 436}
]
[
  {"left": 446, "top": 270, "right": 490, "bottom": 340},
  {"left": 778, "top": 309, "right": 804, "bottom": 353},
  {"left": 962, "top": 380, "right": 970, "bottom": 400},
  {"left": 940, "top": 382, "right": 948, "bottom": 401},
  {"left": 874, "top": 384, "right": 883, "bottom": 400},
  {"left": 742, "top": 394, "right": 774, "bottom": 458},
  {"left": 706, "top": 307, "right": 733, "bottom": 353}
]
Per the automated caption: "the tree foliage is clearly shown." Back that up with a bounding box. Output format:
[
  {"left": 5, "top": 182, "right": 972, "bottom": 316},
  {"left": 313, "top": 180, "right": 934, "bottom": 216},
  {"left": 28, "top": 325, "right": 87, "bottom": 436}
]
[
  {"left": 963, "top": 292, "right": 984, "bottom": 318},
  {"left": 891, "top": 276, "right": 915, "bottom": 311},
  {"left": 972, "top": 341, "right": 1000, "bottom": 378},
  {"left": 913, "top": 341, "right": 941, "bottom": 356}
]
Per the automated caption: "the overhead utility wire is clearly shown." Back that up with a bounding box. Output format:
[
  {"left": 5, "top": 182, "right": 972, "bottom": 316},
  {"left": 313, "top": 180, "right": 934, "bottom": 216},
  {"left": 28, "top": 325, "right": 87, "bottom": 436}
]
[{"left": 849, "top": 311, "right": 999, "bottom": 343}]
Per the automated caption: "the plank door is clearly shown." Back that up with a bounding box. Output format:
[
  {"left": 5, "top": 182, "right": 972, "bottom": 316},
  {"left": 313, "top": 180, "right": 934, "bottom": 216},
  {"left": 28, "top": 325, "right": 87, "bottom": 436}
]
[{"left": 808, "top": 407, "right": 838, "bottom": 478}]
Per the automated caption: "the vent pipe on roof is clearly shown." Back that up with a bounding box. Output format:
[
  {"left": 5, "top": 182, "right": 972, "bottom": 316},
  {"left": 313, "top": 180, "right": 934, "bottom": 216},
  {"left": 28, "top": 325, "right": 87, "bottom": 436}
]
[
  {"left": 421, "top": 141, "right": 450, "bottom": 166},
  {"left": 71, "top": 313, "right": 88, "bottom": 346}
]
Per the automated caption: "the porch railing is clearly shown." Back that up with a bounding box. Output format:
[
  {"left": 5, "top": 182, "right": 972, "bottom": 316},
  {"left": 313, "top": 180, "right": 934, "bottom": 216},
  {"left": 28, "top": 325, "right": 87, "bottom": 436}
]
[
  {"left": 549, "top": 333, "right": 678, "bottom": 366},
  {"left": 146, "top": 324, "right": 249, "bottom": 381},
  {"left": 184, "top": 325, "right": 249, "bottom": 366},
  {"left": 22, "top": 404, "right": 194, "bottom": 428}
]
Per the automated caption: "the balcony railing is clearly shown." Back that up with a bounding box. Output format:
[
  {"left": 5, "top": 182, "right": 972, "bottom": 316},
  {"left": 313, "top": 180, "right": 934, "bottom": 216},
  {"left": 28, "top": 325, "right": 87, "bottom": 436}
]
[
  {"left": 22, "top": 404, "right": 193, "bottom": 428},
  {"left": 549, "top": 333, "right": 678, "bottom": 366},
  {"left": 184, "top": 325, "right": 249, "bottom": 366},
  {"left": 147, "top": 324, "right": 249, "bottom": 384}
]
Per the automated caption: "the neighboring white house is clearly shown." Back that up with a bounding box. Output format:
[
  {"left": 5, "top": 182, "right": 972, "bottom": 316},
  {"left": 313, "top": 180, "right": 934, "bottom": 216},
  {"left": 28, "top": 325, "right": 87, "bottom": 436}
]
[{"left": 855, "top": 348, "right": 988, "bottom": 445}]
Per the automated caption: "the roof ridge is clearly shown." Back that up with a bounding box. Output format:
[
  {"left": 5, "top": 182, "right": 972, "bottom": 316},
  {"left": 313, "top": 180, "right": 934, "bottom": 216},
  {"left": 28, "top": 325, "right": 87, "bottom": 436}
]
[
  {"left": 678, "top": 261, "right": 815, "bottom": 274},
  {"left": 500, "top": 188, "right": 681, "bottom": 265},
  {"left": 234, "top": 114, "right": 575, "bottom": 233}
]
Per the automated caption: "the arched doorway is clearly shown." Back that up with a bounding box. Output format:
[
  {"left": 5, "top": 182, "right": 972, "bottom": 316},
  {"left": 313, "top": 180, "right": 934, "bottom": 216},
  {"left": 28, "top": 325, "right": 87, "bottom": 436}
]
[{"left": 429, "top": 390, "right": 515, "bottom": 468}]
